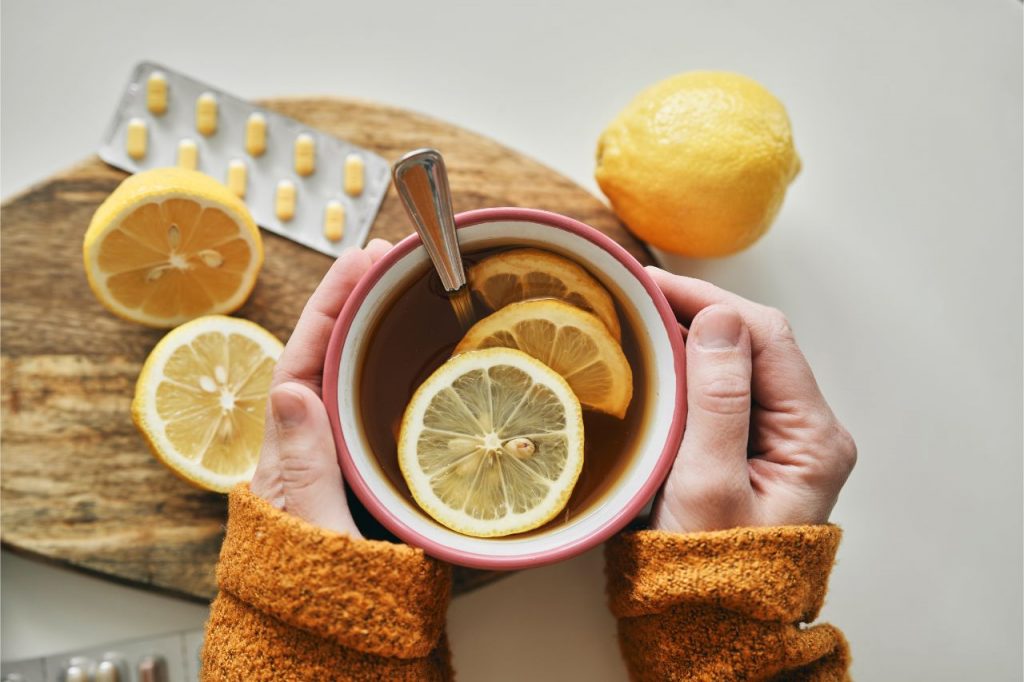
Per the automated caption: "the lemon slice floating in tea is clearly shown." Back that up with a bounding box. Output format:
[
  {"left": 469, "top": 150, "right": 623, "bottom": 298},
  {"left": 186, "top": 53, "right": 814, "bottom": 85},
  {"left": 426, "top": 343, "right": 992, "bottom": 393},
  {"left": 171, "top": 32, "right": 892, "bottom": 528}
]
[
  {"left": 132, "top": 315, "right": 282, "bottom": 492},
  {"left": 468, "top": 248, "right": 621, "bottom": 340},
  {"left": 455, "top": 299, "right": 633, "bottom": 418},
  {"left": 83, "top": 167, "right": 263, "bottom": 328},
  {"left": 398, "top": 348, "right": 584, "bottom": 537}
]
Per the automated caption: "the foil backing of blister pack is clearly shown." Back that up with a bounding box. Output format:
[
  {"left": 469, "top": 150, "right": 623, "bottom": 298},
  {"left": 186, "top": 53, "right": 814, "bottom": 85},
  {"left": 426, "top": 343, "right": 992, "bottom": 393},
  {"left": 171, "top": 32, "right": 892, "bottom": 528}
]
[{"left": 98, "top": 61, "right": 390, "bottom": 257}]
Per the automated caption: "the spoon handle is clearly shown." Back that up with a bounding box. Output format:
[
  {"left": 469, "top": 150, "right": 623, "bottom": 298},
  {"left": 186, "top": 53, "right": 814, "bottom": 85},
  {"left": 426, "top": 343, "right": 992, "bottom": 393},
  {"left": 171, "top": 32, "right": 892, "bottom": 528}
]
[{"left": 392, "top": 149, "right": 466, "bottom": 292}]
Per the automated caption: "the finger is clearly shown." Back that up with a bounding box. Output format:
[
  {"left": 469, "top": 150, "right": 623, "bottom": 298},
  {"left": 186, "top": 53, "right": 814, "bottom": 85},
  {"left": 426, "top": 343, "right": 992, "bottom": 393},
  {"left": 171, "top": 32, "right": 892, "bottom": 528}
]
[
  {"left": 273, "top": 247, "right": 374, "bottom": 395},
  {"left": 270, "top": 382, "right": 362, "bottom": 537},
  {"left": 365, "top": 238, "right": 393, "bottom": 263},
  {"left": 647, "top": 266, "right": 776, "bottom": 342},
  {"left": 647, "top": 265, "right": 745, "bottom": 319},
  {"left": 678, "top": 305, "right": 753, "bottom": 481}
]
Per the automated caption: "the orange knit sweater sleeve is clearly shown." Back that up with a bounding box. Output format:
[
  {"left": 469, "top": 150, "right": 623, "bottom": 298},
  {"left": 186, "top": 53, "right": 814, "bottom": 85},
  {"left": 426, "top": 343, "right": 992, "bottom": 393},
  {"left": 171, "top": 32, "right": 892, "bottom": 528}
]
[
  {"left": 201, "top": 485, "right": 454, "bottom": 681},
  {"left": 606, "top": 526, "right": 850, "bottom": 681}
]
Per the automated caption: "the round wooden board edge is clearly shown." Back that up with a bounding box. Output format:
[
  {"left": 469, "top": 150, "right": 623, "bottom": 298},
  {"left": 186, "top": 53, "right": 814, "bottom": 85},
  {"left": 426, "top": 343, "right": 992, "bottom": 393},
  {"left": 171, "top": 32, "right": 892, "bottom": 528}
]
[
  {"left": 0, "top": 94, "right": 647, "bottom": 602},
  {"left": 1, "top": 540, "right": 217, "bottom": 605}
]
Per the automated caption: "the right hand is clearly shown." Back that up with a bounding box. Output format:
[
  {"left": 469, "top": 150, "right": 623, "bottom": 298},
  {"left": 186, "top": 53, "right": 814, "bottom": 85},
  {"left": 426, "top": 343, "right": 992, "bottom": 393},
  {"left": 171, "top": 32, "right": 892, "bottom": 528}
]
[{"left": 648, "top": 267, "right": 857, "bottom": 534}]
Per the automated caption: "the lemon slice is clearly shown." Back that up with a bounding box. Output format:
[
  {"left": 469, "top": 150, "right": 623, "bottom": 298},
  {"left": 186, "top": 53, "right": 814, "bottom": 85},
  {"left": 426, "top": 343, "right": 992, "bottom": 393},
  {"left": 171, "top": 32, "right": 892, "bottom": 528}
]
[
  {"left": 132, "top": 315, "right": 282, "bottom": 492},
  {"left": 469, "top": 248, "right": 621, "bottom": 340},
  {"left": 84, "top": 167, "right": 264, "bottom": 328},
  {"left": 398, "top": 348, "right": 584, "bottom": 537},
  {"left": 455, "top": 299, "right": 633, "bottom": 418}
]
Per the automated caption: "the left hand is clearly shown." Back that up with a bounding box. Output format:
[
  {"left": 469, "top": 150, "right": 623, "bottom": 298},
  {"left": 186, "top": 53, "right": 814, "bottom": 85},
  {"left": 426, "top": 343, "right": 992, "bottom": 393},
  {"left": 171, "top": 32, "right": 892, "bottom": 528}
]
[{"left": 249, "top": 239, "right": 393, "bottom": 538}]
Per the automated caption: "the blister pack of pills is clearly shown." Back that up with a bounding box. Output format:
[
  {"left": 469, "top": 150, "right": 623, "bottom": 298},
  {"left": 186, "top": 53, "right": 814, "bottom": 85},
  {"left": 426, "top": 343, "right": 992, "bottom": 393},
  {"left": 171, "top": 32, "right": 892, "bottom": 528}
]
[{"left": 98, "top": 61, "right": 390, "bottom": 257}]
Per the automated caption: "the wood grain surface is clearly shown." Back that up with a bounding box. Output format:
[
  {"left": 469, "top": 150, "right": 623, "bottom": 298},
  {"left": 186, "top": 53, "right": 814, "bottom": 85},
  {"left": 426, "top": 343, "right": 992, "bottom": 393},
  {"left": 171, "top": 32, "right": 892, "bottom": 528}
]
[{"left": 0, "top": 96, "right": 651, "bottom": 603}]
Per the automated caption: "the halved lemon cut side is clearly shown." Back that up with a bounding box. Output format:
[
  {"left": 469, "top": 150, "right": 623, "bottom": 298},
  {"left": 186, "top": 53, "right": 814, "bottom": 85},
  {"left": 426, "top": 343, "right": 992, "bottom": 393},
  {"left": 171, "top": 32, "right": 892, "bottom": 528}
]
[
  {"left": 455, "top": 299, "right": 633, "bottom": 418},
  {"left": 83, "top": 167, "right": 263, "bottom": 328},
  {"left": 398, "top": 348, "right": 584, "bottom": 537},
  {"left": 132, "top": 315, "right": 283, "bottom": 492},
  {"left": 469, "top": 248, "right": 621, "bottom": 340}
]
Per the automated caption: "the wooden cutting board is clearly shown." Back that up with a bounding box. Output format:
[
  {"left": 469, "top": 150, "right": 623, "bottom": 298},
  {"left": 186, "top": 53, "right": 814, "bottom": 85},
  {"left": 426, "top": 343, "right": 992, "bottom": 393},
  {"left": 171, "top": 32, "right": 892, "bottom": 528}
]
[{"left": 0, "top": 97, "right": 652, "bottom": 602}]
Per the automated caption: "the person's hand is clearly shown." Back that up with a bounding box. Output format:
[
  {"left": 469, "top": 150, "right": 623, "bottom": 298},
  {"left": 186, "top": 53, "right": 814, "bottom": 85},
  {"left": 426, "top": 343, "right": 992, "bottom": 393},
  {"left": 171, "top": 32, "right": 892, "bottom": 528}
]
[
  {"left": 249, "top": 239, "right": 393, "bottom": 538},
  {"left": 648, "top": 267, "right": 857, "bottom": 534}
]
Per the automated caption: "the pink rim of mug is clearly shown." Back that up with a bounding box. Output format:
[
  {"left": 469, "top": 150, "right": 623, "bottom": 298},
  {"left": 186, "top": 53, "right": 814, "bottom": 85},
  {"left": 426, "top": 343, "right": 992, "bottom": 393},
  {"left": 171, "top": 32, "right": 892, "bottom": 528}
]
[{"left": 323, "top": 207, "right": 686, "bottom": 570}]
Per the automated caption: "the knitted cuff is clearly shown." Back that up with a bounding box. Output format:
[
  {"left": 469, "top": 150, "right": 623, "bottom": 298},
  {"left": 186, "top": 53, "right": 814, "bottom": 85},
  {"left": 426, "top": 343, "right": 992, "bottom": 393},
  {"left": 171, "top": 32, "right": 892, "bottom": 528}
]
[
  {"left": 606, "top": 525, "right": 841, "bottom": 624},
  {"left": 216, "top": 485, "right": 451, "bottom": 659}
]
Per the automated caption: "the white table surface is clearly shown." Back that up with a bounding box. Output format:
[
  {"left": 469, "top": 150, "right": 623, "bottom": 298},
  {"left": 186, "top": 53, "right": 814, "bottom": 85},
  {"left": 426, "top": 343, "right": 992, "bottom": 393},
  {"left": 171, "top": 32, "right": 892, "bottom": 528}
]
[{"left": 2, "top": 1, "right": 1021, "bottom": 679}]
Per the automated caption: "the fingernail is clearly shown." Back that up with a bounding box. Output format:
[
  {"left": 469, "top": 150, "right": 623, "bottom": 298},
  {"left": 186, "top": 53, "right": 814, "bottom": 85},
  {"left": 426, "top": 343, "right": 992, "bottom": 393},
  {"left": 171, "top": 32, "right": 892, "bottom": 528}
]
[
  {"left": 692, "top": 307, "right": 742, "bottom": 349},
  {"left": 271, "top": 386, "right": 307, "bottom": 429}
]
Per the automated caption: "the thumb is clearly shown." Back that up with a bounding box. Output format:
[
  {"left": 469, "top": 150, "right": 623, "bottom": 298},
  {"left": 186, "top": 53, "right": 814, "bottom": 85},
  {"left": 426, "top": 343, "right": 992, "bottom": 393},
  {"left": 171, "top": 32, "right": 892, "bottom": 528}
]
[
  {"left": 679, "top": 305, "right": 753, "bottom": 486},
  {"left": 270, "top": 382, "right": 361, "bottom": 538}
]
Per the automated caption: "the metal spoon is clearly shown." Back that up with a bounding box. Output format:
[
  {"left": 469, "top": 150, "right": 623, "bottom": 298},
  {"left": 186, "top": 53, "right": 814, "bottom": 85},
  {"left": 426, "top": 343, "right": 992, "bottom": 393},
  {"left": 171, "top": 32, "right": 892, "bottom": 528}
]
[{"left": 392, "top": 148, "right": 476, "bottom": 329}]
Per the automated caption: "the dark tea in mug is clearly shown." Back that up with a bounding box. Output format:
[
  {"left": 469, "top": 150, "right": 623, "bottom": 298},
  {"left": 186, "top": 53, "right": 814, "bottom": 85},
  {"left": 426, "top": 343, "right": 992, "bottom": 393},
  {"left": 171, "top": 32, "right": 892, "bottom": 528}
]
[{"left": 358, "top": 245, "right": 650, "bottom": 535}]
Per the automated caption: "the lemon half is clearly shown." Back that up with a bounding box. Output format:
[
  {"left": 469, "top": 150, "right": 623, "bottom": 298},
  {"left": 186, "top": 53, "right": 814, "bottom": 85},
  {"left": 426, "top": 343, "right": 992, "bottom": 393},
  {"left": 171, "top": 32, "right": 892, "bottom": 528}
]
[
  {"left": 132, "top": 315, "right": 282, "bottom": 492},
  {"left": 84, "top": 167, "right": 263, "bottom": 328}
]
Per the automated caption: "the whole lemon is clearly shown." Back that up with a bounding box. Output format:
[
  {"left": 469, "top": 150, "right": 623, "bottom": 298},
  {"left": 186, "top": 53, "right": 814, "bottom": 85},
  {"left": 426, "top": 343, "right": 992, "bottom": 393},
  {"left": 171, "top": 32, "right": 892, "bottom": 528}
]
[{"left": 595, "top": 71, "right": 801, "bottom": 258}]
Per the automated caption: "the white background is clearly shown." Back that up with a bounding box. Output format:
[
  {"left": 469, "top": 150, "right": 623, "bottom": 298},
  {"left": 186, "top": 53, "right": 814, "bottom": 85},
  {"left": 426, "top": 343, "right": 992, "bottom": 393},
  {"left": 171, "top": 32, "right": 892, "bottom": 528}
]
[{"left": 2, "top": 1, "right": 1021, "bottom": 679}]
